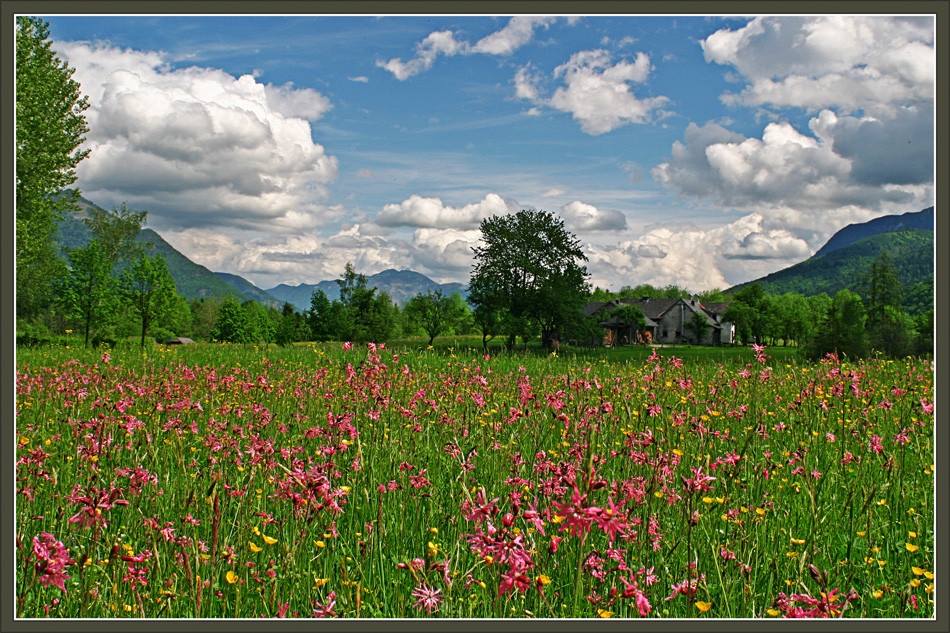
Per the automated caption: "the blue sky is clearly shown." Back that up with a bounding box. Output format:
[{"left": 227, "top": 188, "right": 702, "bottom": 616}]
[{"left": 40, "top": 13, "right": 935, "bottom": 293}]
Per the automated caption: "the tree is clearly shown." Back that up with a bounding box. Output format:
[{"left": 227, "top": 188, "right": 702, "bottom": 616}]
[
  {"left": 468, "top": 210, "right": 589, "bottom": 350},
  {"left": 275, "top": 302, "right": 309, "bottom": 347},
  {"left": 405, "top": 290, "right": 464, "bottom": 346},
  {"left": 308, "top": 289, "right": 346, "bottom": 342},
  {"left": 84, "top": 202, "right": 148, "bottom": 274},
  {"left": 724, "top": 284, "right": 771, "bottom": 344},
  {"left": 685, "top": 310, "right": 709, "bottom": 344},
  {"left": 859, "top": 251, "right": 916, "bottom": 358},
  {"left": 188, "top": 298, "right": 221, "bottom": 342},
  {"left": 57, "top": 241, "right": 117, "bottom": 347},
  {"left": 212, "top": 296, "right": 252, "bottom": 343},
  {"left": 858, "top": 250, "right": 904, "bottom": 331},
  {"left": 773, "top": 293, "right": 810, "bottom": 347},
  {"left": 610, "top": 304, "right": 647, "bottom": 344},
  {"left": 807, "top": 289, "right": 868, "bottom": 360},
  {"left": 118, "top": 253, "right": 179, "bottom": 347},
  {"left": 333, "top": 263, "right": 398, "bottom": 343},
  {"left": 16, "top": 16, "right": 91, "bottom": 318}
]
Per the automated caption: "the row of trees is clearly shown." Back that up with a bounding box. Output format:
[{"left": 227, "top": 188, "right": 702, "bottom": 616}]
[{"left": 718, "top": 250, "right": 931, "bottom": 358}]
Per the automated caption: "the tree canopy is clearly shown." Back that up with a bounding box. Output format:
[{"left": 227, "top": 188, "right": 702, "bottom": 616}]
[
  {"left": 16, "top": 16, "right": 90, "bottom": 318},
  {"left": 468, "top": 210, "right": 590, "bottom": 350}
]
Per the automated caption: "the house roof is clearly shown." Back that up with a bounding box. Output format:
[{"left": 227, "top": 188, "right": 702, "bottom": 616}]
[
  {"left": 586, "top": 297, "right": 727, "bottom": 329},
  {"left": 700, "top": 302, "right": 730, "bottom": 315}
]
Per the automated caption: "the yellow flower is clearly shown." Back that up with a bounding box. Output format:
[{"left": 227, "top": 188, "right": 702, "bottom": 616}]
[
  {"left": 314, "top": 578, "right": 329, "bottom": 587},
  {"left": 905, "top": 543, "right": 919, "bottom": 552},
  {"left": 695, "top": 601, "right": 712, "bottom": 612},
  {"left": 226, "top": 571, "right": 238, "bottom": 584},
  {"left": 873, "top": 589, "right": 884, "bottom": 599},
  {"left": 672, "top": 449, "right": 685, "bottom": 456},
  {"left": 315, "top": 541, "right": 326, "bottom": 548},
  {"left": 249, "top": 541, "right": 262, "bottom": 552},
  {"left": 597, "top": 609, "right": 613, "bottom": 618},
  {"left": 908, "top": 531, "right": 917, "bottom": 538},
  {"left": 857, "top": 530, "right": 867, "bottom": 536},
  {"left": 536, "top": 575, "right": 551, "bottom": 585},
  {"left": 790, "top": 537, "right": 806, "bottom": 545},
  {"left": 702, "top": 497, "right": 714, "bottom": 504},
  {"left": 766, "top": 609, "right": 781, "bottom": 616},
  {"left": 912, "top": 567, "right": 925, "bottom": 576},
  {"left": 262, "top": 534, "right": 277, "bottom": 545},
  {"left": 910, "top": 579, "right": 921, "bottom": 588},
  {"left": 756, "top": 508, "right": 766, "bottom": 516}
]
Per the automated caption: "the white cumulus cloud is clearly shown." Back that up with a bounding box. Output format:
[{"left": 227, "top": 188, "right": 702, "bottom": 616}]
[
  {"left": 702, "top": 16, "right": 934, "bottom": 116},
  {"left": 375, "top": 193, "right": 518, "bottom": 229},
  {"left": 54, "top": 40, "right": 338, "bottom": 234},
  {"left": 516, "top": 49, "right": 670, "bottom": 135},
  {"left": 559, "top": 200, "right": 627, "bottom": 231}
]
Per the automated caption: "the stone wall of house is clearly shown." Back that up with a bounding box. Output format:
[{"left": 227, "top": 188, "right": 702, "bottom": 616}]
[{"left": 653, "top": 302, "right": 718, "bottom": 345}]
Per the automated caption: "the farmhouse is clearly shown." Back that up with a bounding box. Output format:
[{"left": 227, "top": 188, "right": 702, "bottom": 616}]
[{"left": 584, "top": 297, "right": 735, "bottom": 346}]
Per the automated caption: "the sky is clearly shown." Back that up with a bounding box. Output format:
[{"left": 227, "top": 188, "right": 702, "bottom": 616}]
[{"left": 38, "top": 12, "right": 936, "bottom": 294}]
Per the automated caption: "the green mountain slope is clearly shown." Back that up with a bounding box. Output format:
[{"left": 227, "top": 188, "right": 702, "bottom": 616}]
[
  {"left": 214, "top": 272, "right": 281, "bottom": 307},
  {"left": 729, "top": 228, "right": 933, "bottom": 310},
  {"left": 55, "top": 197, "right": 250, "bottom": 303}
]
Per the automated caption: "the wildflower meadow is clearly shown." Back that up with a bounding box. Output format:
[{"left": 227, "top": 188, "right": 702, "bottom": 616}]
[{"left": 14, "top": 341, "right": 935, "bottom": 619}]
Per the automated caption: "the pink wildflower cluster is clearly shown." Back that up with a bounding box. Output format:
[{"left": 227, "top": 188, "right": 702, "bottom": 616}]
[{"left": 31, "top": 533, "right": 75, "bottom": 592}]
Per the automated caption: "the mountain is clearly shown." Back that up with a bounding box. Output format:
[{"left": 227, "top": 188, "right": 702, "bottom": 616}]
[
  {"left": 214, "top": 272, "right": 282, "bottom": 307},
  {"left": 57, "top": 195, "right": 471, "bottom": 311},
  {"left": 266, "top": 269, "right": 469, "bottom": 312},
  {"left": 728, "top": 209, "right": 934, "bottom": 314},
  {"left": 813, "top": 207, "right": 933, "bottom": 257},
  {"left": 56, "top": 195, "right": 252, "bottom": 303}
]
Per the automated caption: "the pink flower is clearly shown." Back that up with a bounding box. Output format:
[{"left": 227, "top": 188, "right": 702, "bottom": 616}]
[
  {"left": 311, "top": 591, "right": 337, "bottom": 618},
  {"left": 411, "top": 583, "right": 444, "bottom": 614},
  {"left": 342, "top": 342, "right": 353, "bottom": 351},
  {"left": 32, "top": 533, "right": 75, "bottom": 592}
]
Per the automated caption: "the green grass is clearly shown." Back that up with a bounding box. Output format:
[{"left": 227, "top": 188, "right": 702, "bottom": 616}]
[{"left": 15, "top": 341, "right": 935, "bottom": 619}]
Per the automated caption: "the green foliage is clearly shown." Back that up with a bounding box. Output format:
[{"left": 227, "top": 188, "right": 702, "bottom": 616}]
[
  {"left": 83, "top": 202, "right": 148, "bottom": 274},
  {"left": 56, "top": 241, "right": 118, "bottom": 347},
  {"left": 685, "top": 310, "right": 709, "bottom": 344},
  {"left": 610, "top": 304, "right": 647, "bottom": 330},
  {"left": 806, "top": 289, "right": 868, "bottom": 360},
  {"left": 118, "top": 254, "right": 181, "bottom": 347},
  {"left": 404, "top": 290, "right": 465, "bottom": 346},
  {"left": 187, "top": 298, "right": 221, "bottom": 342},
  {"left": 212, "top": 296, "right": 253, "bottom": 344},
  {"left": 308, "top": 290, "right": 346, "bottom": 342},
  {"left": 275, "top": 302, "right": 310, "bottom": 347},
  {"left": 16, "top": 17, "right": 90, "bottom": 317},
  {"left": 723, "top": 284, "right": 771, "bottom": 345},
  {"left": 730, "top": 228, "right": 933, "bottom": 304},
  {"left": 469, "top": 210, "right": 590, "bottom": 350}
]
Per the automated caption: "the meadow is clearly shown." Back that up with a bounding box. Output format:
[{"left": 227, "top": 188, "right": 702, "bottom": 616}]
[{"left": 15, "top": 339, "right": 935, "bottom": 619}]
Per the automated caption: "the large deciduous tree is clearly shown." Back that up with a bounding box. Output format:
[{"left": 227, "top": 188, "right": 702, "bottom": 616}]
[
  {"left": 16, "top": 16, "right": 90, "bottom": 318},
  {"left": 468, "top": 210, "right": 590, "bottom": 350}
]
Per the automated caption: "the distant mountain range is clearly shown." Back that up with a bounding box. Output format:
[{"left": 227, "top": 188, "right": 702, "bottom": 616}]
[
  {"left": 56, "top": 195, "right": 933, "bottom": 316},
  {"left": 265, "top": 270, "right": 468, "bottom": 312},
  {"left": 728, "top": 206, "right": 934, "bottom": 313},
  {"left": 56, "top": 194, "right": 468, "bottom": 311}
]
